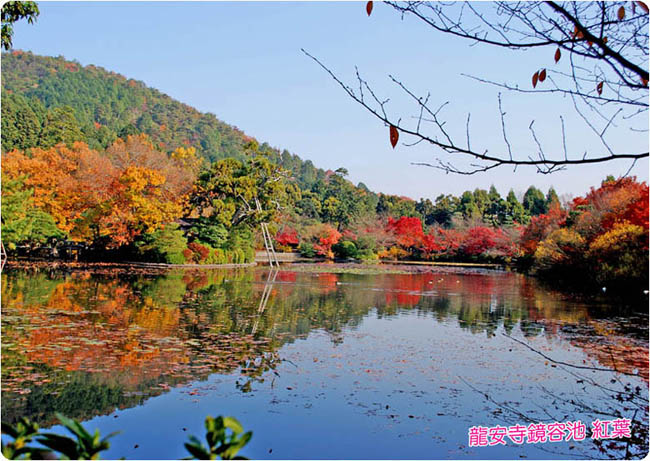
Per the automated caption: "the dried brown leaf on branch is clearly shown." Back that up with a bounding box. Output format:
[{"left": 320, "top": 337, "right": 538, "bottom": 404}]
[
  {"left": 366, "top": 1, "right": 373, "bottom": 16},
  {"left": 389, "top": 125, "right": 399, "bottom": 148},
  {"left": 308, "top": 1, "right": 650, "bottom": 174}
]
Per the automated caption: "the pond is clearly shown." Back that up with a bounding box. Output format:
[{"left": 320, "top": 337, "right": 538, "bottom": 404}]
[{"left": 1, "top": 264, "right": 648, "bottom": 459}]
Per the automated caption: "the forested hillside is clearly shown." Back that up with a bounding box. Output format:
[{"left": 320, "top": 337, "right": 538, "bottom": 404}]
[
  {"left": 2, "top": 50, "right": 646, "bottom": 292},
  {"left": 0, "top": 50, "right": 556, "bottom": 229},
  {"left": 1, "top": 50, "right": 326, "bottom": 188}
]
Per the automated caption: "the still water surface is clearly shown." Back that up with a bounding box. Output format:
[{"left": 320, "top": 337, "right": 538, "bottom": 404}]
[{"left": 1, "top": 265, "right": 648, "bottom": 459}]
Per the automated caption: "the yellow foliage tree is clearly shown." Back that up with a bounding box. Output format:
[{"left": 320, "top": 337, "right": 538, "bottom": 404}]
[
  {"left": 1, "top": 135, "right": 199, "bottom": 248},
  {"left": 533, "top": 228, "right": 586, "bottom": 273},
  {"left": 587, "top": 223, "right": 648, "bottom": 284}
]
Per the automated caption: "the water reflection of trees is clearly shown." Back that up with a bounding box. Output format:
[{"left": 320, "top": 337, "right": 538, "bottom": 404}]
[{"left": 1, "top": 267, "right": 646, "bottom": 429}]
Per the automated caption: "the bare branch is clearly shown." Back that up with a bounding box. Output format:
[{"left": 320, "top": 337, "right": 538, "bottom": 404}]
[{"left": 303, "top": 1, "right": 648, "bottom": 174}]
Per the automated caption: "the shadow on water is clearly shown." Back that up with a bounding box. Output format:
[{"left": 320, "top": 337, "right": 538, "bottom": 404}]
[{"left": 1, "top": 265, "right": 647, "bottom": 459}]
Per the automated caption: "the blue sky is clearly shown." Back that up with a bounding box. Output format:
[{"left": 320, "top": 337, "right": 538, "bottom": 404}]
[{"left": 9, "top": 1, "right": 649, "bottom": 200}]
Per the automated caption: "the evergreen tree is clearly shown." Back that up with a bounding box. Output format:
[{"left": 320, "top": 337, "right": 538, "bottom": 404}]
[
  {"left": 487, "top": 185, "right": 507, "bottom": 225},
  {"left": 522, "top": 186, "right": 547, "bottom": 216},
  {"left": 472, "top": 188, "right": 490, "bottom": 218},
  {"left": 506, "top": 189, "right": 529, "bottom": 225},
  {"left": 430, "top": 194, "right": 458, "bottom": 228},
  {"left": 415, "top": 198, "right": 435, "bottom": 225},
  {"left": 1, "top": 92, "right": 41, "bottom": 151},
  {"left": 546, "top": 187, "right": 560, "bottom": 209},
  {"left": 39, "top": 106, "right": 83, "bottom": 148},
  {"left": 460, "top": 191, "right": 480, "bottom": 219}
]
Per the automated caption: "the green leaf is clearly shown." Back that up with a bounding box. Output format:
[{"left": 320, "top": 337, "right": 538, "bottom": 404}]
[
  {"left": 184, "top": 442, "right": 211, "bottom": 460},
  {"left": 221, "top": 417, "right": 243, "bottom": 434},
  {"left": 38, "top": 433, "right": 79, "bottom": 458},
  {"left": 56, "top": 412, "right": 89, "bottom": 440},
  {"left": 100, "top": 431, "right": 121, "bottom": 444},
  {"left": 1, "top": 422, "right": 18, "bottom": 438},
  {"left": 187, "top": 435, "right": 203, "bottom": 447},
  {"left": 239, "top": 432, "right": 252, "bottom": 447}
]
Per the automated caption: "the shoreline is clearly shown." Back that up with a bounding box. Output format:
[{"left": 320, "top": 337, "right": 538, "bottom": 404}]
[
  {"left": 2, "top": 259, "right": 257, "bottom": 272},
  {"left": 2, "top": 257, "right": 507, "bottom": 275}
]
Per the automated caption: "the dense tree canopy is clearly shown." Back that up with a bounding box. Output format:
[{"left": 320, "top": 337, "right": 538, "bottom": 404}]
[
  {"left": 2, "top": 135, "right": 197, "bottom": 248},
  {"left": 3, "top": 48, "right": 643, "bottom": 293},
  {"left": 191, "top": 141, "right": 300, "bottom": 230}
]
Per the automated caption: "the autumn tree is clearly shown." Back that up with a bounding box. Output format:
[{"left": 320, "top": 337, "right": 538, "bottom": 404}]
[
  {"left": 1, "top": 142, "right": 101, "bottom": 235},
  {"left": 313, "top": 224, "right": 342, "bottom": 258},
  {"left": 275, "top": 227, "right": 299, "bottom": 247},
  {"left": 88, "top": 135, "right": 196, "bottom": 247},
  {"left": 525, "top": 176, "right": 648, "bottom": 289},
  {"left": 1, "top": 135, "right": 197, "bottom": 249},
  {"left": 386, "top": 216, "right": 425, "bottom": 253},
  {"left": 305, "top": 1, "right": 648, "bottom": 174}
]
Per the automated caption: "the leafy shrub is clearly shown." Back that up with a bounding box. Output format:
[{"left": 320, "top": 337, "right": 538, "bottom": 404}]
[
  {"left": 243, "top": 246, "right": 255, "bottom": 263},
  {"left": 355, "top": 234, "right": 376, "bottom": 252},
  {"left": 587, "top": 223, "right": 648, "bottom": 285},
  {"left": 1, "top": 414, "right": 251, "bottom": 460},
  {"left": 224, "top": 226, "right": 255, "bottom": 263},
  {"left": 533, "top": 228, "right": 587, "bottom": 274},
  {"left": 185, "top": 415, "right": 252, "bottom": 460},
  {"left": 190, "top": 219, "right": 229, "bottom": 248},
  {"left": 2, "top": 413, "right": 118, "bottom": 460},
  {"left": 230, "top": 248, "right": 245, "bottom": 264},
  {"left": 378, "top": 246, "right": 408, "bottom": 260},
  {"left": 185, "top": 241, "right": 211, "bottom": 263},
  {"left": 332, "top": 240, "right": 358, "bottom": 259},
  {"left": 135, "top": 224, "right": 187, "bottom": 264},
  {"left": 357, "top": 248, "right": 378, "bottom": 261},
  {"left": 275, "top": 227, "right": 299, "bottom": 247},
  {"left": 299, "top": 242, "right": 316, "bottom": 258},
  {"left": 166, "top": 251, "right": 187, "bottom": 265},
  {"left": 206, "top": 248, "right": 227, "bottom": 265}
]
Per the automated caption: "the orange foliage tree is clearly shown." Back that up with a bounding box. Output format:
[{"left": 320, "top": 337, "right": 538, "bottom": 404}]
[
  {"left": 526, "top": 176, "right": 649, "bottom": 289},
  {"left": 1, "top": 135, "right": 198, "bottom": 248}
]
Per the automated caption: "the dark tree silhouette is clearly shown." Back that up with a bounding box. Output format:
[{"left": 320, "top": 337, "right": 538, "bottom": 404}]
[{"left": 304, "top": 1, "right": 648, "bottom": 174}]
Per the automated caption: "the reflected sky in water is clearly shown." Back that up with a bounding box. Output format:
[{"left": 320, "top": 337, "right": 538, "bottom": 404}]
[{"left": 1, "top": 266, "right": 648, "bottom": 459}]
